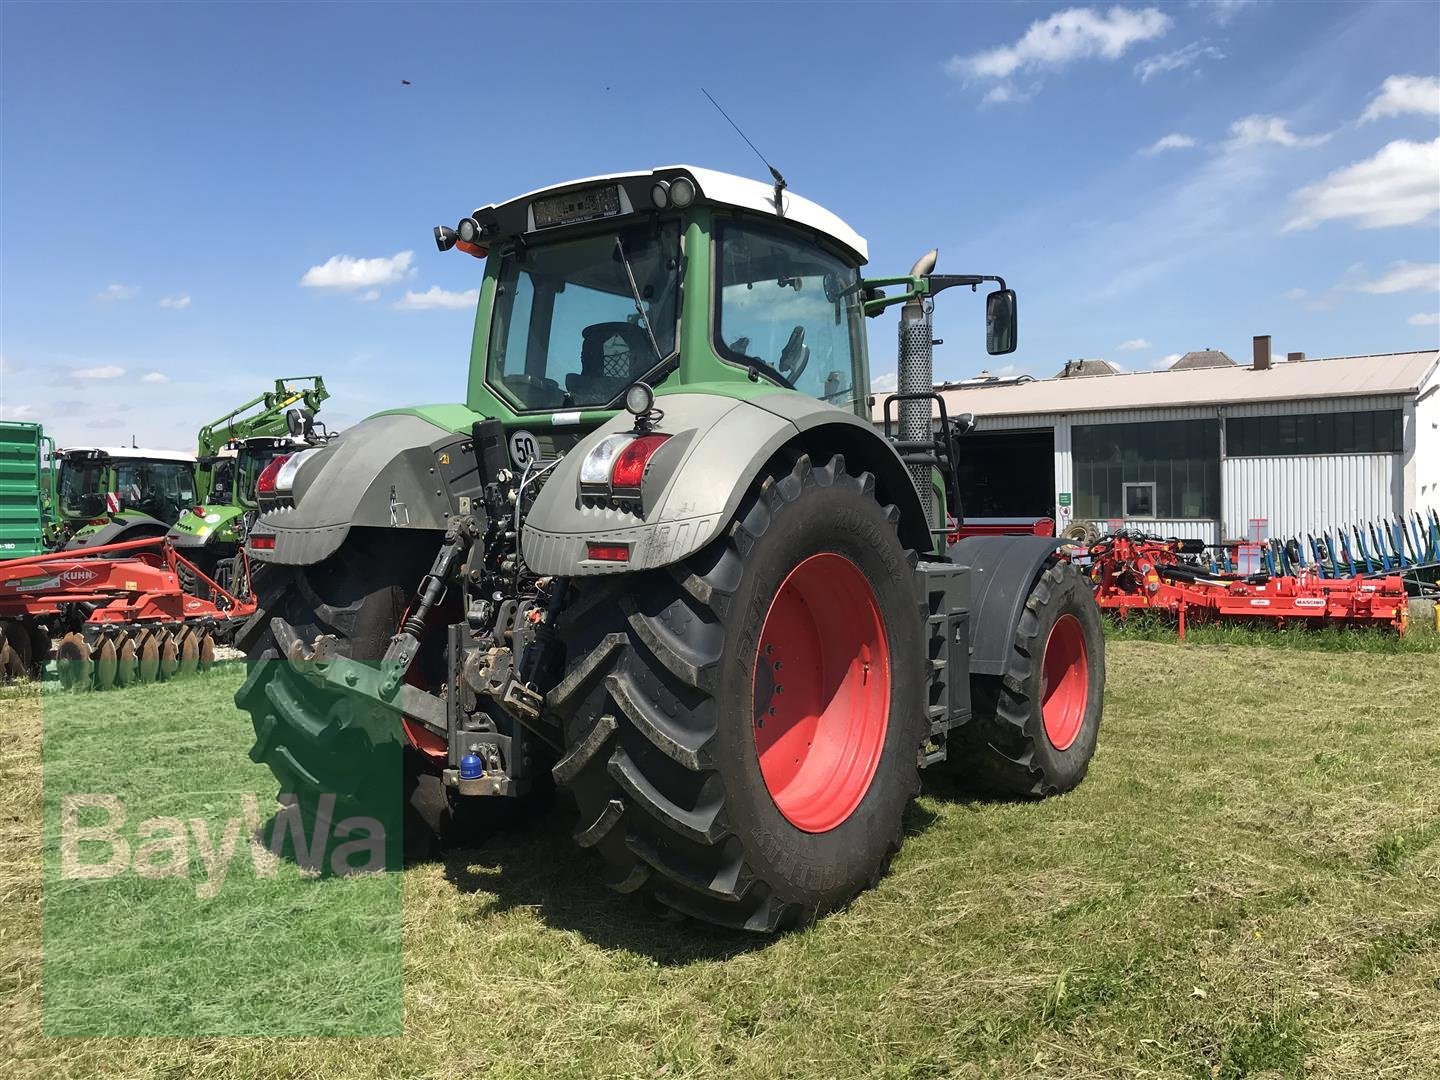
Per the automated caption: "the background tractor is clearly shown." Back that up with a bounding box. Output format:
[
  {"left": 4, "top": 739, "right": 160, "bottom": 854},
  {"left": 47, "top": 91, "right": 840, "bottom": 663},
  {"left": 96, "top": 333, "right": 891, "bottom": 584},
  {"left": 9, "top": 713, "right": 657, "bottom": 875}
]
[
  {"left": 54, "top": 445, "right": 198, "bottom": 549},
  {"left": 237, "top": 166, "right": 1105, "bottom": 932},
  {"left": 169, "top": 376, "right": 329, "bottom": 596}
]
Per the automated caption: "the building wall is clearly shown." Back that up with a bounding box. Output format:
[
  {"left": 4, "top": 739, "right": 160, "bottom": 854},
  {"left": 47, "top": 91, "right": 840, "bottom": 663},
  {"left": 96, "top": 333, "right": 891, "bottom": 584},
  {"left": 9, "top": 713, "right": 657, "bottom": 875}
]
[
  {"left": 952, "top": 392, "right": 1424, "bottom": 543},
  {"left": 1221, "top": 454, "right": 1401, "bottom": 539}
]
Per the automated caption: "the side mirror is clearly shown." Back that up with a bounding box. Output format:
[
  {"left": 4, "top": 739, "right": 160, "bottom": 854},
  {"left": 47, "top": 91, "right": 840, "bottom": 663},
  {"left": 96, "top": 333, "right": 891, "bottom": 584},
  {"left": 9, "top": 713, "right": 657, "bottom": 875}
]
[{"left": 986, "top": 289, "right": 1017, "bottom": 356}]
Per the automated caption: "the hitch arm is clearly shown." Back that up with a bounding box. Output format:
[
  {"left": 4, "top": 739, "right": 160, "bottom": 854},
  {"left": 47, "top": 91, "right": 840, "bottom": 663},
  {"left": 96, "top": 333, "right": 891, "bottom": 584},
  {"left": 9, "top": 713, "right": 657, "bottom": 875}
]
[{"left": 379, "top": 516, "right": 479, "bottom": 697}]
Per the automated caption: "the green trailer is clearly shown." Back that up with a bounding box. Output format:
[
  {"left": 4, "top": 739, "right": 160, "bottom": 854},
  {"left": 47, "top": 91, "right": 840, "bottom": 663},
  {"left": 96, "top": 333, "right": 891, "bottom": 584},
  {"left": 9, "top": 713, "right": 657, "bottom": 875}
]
[{"left": 0, "top": 421, "right": 54, "bottom": 559}]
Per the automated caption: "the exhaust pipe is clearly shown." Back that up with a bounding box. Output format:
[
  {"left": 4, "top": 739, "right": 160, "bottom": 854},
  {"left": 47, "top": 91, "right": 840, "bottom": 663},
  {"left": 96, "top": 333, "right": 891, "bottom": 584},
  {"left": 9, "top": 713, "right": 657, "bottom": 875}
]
[{"left": 898, "top": 249, "right": 939, "bottom": 528}]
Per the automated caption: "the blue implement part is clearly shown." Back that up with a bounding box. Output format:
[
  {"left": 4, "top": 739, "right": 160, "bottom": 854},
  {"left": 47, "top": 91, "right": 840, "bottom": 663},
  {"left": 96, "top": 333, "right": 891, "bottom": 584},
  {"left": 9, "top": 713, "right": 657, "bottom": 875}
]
[
  {"left": 1390, "top": 518, "right": 1410, "bottom": 568},
  {"left": 1354, "top": 525, "right": 1375, "bottom": 575},
  {"left": 1370, "top": 521, "right": 1392, "bottom": 571},
  {"left": 1309, "top": 534, "right": 1327, "bottom": 578},
  {"left": 1409, "top": 513, "right": 1425, "bottom": 563},
  {"left": 1428, "top": 508, "right": 1440, "bottom": 562},
  {"left": 1324, "top": 531, "right": 1339, "bottom": 577},
  {"left": 1263, "top": 541, "right": 1277, "bottom": 577}
]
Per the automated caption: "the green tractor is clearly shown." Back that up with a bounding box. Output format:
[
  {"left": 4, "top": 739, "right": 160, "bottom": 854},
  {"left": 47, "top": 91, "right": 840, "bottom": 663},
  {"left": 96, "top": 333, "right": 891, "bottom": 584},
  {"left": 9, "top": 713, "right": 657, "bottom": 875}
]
[
  {"left": 168, "top": 377, "right": 329, "bottom": 595},
  {"left": 237, "top": 166, "right": 1105, "bottom": 932},
  {"left": 55, "top": 446, "right": 198, "bottom": 549}
]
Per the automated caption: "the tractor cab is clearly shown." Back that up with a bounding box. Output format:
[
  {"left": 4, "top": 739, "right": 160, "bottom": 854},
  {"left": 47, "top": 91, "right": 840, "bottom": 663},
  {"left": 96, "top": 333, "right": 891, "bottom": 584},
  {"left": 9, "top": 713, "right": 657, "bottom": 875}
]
[
  {"left": 55, "top": 447, "right": 198, "bottom": 544},
  {"left": 436, "top": 168, "right": 876, "bottom": 447}
]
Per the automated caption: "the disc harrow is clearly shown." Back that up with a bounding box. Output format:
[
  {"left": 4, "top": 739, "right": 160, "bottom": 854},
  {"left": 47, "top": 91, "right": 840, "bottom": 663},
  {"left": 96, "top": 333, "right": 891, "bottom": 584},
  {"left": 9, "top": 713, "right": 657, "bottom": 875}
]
[{"left": 0, "top": 535, "right": 252, "bottom": 689}]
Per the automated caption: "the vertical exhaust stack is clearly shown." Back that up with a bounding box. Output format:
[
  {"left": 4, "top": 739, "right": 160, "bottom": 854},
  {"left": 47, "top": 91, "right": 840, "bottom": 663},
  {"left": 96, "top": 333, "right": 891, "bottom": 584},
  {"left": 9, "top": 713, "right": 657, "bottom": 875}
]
[
  {"left": 1253, "top": 335, "right": 1272, "bottom": 372},
  {"left": 898, "top": 249, "right": 939, "bottom": 528}
]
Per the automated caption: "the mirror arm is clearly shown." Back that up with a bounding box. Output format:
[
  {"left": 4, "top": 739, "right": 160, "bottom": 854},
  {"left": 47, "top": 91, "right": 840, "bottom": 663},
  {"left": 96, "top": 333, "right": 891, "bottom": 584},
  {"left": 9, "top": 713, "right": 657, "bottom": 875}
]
[{"left": 860, "top": 273, "right": 1009, "bottom": 316}]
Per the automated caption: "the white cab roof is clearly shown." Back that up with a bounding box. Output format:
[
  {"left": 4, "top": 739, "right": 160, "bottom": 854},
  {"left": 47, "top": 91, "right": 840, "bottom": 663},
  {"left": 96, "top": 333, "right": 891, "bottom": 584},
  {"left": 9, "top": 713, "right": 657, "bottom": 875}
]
[
  {"left": 478, "top": 165, "right": 869, "bottom": 263},
  {"left": 58, "top": 446, "right": 196, "bottom": 462}
]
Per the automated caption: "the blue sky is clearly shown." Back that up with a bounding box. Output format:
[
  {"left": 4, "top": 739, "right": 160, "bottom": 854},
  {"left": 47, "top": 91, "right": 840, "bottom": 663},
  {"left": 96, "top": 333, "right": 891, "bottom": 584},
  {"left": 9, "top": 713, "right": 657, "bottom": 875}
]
[{"left": 2, "top": 0, "right": 1437, "bottom": 449}]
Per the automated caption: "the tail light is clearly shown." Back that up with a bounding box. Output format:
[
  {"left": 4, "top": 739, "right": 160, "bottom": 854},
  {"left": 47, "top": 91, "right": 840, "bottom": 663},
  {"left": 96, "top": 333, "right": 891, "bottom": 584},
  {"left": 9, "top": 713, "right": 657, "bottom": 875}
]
[
  {"left": 580, "top": 433, "right": 671, "bottom": 496},
  {"left": 193, "top": 506, "right": 206, "bottom": 517},
  {"left": 250, "top": 535, "right": 276, "bottom": 550},
  {"left": 585, "top": 542, "right": 630, "bottom": 562},
  {"left": 255, "top": 454, "right": 291, "bottom": 495}
]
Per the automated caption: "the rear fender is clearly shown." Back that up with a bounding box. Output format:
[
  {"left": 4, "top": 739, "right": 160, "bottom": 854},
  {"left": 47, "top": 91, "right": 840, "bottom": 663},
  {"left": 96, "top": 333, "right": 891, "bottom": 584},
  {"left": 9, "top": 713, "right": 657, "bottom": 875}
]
[
  {"left": 522, "top": 391, "right": 928, "bottom": 576},
  {"left": 950, "top": 535, "right": 1066, "bottom": 676},
  {"left": 255, "top": 413, "right": 481, "bottom": 566}
]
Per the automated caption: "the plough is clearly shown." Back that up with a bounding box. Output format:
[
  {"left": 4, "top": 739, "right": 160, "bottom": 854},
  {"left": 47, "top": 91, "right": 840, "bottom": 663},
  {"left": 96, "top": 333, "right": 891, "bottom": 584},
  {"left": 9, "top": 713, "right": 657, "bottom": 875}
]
[
  {"left": 1082, "top": 530, "right": 1410, "bottom": 637},
  {"left": 0, "top": 535, "right": 256, "bottom": 688}
]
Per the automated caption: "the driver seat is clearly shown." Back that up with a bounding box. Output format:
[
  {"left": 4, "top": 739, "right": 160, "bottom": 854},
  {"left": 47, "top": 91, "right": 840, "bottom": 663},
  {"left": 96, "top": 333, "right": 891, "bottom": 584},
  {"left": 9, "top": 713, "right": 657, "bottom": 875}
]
[{"left": 565, "top": 321, "right": 655, "bottom": 402}]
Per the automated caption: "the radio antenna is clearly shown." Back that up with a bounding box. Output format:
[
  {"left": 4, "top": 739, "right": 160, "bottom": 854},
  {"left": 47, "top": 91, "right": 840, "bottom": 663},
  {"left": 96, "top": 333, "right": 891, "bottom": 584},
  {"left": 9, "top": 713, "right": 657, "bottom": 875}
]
[{"left": 701, "top": 88, "right": 787, "bottom": 218}]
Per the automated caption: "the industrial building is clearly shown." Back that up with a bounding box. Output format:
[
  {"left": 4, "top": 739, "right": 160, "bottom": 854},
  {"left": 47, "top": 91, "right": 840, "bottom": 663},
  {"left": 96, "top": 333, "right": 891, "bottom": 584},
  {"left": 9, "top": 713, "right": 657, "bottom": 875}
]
[{"left": 903, "top": 338, "right": 1440, "bottom": 544}]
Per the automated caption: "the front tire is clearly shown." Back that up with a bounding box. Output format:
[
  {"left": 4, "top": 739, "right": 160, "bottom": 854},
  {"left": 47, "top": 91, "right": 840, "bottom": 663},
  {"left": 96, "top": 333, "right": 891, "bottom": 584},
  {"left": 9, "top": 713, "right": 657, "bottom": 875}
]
[
  {"left": 548, "top": 453, "right": 926, "bottom": 932},
  {"left": 953, "top": 561, "right": 1105, "bottom": 796}
]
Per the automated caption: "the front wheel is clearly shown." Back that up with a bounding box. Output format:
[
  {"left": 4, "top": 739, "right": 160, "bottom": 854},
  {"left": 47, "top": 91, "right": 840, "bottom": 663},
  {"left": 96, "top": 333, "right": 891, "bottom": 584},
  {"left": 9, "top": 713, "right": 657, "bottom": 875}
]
[
  {"left": 548, "top": 453, "right": 926, "bottom": 932},
  {"left": 952, "top": 561, "right": 1105, "bottom": 796}
]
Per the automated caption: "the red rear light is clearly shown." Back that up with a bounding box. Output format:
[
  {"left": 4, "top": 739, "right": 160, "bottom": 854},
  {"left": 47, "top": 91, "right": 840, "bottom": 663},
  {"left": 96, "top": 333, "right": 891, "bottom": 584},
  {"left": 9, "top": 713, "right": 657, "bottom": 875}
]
[
  {"left": 193, "top": 506, "right": 206, "bottom": 516},
  {"left": 586, "top": 542, "right": 630, "bottom": 562},
  {"left": 255, "top": 454, "right": 291, "bottom": 495},
  {"left": 251, "top": 535, "right": 276, "bottom": 550},
  {"left": 609, "top": 434, "right": 671, "bottom": 492}
]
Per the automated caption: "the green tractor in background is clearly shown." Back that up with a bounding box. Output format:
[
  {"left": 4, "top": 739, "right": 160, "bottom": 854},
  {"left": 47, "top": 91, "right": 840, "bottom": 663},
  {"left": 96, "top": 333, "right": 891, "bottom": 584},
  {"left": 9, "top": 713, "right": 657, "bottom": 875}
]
[
  {"left": 238, "top": 166, "right": 1105, "bottom": 932},
  {"left": 0, "top": 421, "right": 55, "bottom": 560},
  {"left": 168, "top": 377, "right": 328, "bottom": 595},
  {"left": 55, "top": 445, "right": 198, "bottom": 549}
]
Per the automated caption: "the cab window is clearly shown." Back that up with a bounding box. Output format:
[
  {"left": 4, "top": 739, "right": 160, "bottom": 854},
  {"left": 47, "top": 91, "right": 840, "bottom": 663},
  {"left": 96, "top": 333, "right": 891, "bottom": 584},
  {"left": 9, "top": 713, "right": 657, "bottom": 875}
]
[{"left": 715, "top": 217, "right": 867, "bottom": 414}]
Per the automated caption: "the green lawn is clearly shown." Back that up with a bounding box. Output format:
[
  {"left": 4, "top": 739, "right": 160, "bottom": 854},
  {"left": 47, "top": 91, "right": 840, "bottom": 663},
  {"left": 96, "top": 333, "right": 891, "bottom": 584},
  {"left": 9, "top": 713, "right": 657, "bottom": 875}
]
[{"left": 3, "top": 630, "right": 1437, "bottom": 1078}]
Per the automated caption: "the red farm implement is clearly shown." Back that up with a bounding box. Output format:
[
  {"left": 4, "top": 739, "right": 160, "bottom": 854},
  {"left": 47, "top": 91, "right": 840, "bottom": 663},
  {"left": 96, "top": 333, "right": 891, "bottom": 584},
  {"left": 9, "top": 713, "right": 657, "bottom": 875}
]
[
  {"left": 1081, "top": 530, "right": 1409, "bottom": 637},
  {"left": 0, "top": 535, "right": 256, "bottom": 687}
]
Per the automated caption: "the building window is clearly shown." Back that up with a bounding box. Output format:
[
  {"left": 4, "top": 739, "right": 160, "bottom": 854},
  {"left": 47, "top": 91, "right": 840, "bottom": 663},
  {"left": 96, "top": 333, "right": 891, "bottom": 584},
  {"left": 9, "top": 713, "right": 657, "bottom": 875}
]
[
  {"left": 1225, "top": 409, "right": 1402, "bottom": 457},
  {"left": 1123, "top": 482, "right": 1156, "bottom": 518},
  {"left": 1073, "top": 419, "right": 1219, "bottom": 520}
]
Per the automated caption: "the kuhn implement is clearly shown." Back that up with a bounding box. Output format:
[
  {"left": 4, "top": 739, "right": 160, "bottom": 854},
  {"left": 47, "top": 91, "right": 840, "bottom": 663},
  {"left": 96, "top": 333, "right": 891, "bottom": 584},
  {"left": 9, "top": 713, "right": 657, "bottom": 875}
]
[
  {"left": 1084, "top": 530, "right": 1408, "bottom": 636},
  {"left": 0, "top": 535, "right": 255, "bottom": 687}
]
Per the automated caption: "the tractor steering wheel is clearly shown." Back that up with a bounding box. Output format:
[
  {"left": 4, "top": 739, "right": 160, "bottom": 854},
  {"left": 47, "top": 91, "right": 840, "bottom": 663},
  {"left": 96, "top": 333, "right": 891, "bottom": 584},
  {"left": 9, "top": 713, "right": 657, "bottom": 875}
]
[{"left": 778, "top": 325, "right": 810, "bottom": 384}]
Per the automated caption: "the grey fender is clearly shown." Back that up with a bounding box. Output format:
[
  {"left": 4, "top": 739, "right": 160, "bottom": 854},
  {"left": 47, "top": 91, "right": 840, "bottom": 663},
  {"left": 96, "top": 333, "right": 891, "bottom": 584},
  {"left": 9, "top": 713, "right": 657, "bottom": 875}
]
[
  {"left": 65, "top": 516, "right": 170, "bottom": 550},
  {"left": 950, "top": 535, "right": 1066, "bottom": 676},
  {"left": 522, "top": 390, "right": 928, "bottom": 576},
  {"left": 255, "top": 413, "right": 469, "bottom": 566}
]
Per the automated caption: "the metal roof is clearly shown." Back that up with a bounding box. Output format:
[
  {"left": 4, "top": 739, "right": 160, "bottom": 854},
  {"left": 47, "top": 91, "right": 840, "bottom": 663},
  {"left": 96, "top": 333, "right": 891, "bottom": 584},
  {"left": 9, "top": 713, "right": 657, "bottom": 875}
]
[{"left": 873, "top": 350, "right": 1440, "bottom": 421}]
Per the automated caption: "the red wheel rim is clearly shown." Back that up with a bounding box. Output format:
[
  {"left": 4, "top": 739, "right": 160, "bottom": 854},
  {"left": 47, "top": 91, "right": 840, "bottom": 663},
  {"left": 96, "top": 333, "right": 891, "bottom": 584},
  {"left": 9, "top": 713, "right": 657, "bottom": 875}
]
[
  {"left": 1041, "top": 614, "right": 1089, "bottom": 751},
  {"left": 752, "top": 552, "right": 891, "bottom": 833}
]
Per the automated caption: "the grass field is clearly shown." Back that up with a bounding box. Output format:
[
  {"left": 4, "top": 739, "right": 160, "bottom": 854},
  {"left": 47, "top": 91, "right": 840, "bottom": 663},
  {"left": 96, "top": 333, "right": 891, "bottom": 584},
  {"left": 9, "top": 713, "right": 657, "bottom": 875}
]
[{"left": 3, "top": 628, "right": 1438, "bottom": 1078}]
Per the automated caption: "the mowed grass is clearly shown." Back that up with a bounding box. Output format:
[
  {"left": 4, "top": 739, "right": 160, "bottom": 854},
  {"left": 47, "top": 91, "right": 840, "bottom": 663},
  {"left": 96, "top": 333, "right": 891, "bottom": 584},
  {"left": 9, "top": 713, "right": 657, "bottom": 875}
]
[{"left": 2, "top": 631, "right": 1438, "bottom": 1078}]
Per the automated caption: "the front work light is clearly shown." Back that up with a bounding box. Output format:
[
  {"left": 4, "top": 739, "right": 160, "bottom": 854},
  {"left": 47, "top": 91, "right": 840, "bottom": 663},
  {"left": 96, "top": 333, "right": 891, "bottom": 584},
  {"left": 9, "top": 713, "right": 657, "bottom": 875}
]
[
  {"left": 434, "top": 225, "right": 458, "bottom": 252},
  {"left": 623, "top": 382, "right": 654, "bottom": 417},
  {"left": 650, "top": 180, "right": 670, "bottom": 209},
  {"left": 669, "top": 176, "right": 696, "bottom": 207}
]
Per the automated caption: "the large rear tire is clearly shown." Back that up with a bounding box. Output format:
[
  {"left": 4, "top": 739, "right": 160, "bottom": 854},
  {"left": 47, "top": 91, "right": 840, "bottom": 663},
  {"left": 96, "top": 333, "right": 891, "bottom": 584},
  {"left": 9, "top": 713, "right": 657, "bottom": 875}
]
[
  {"left": 952, "top": 561, "right": 1104, "bottom": 797},
  {"left": 232, "top": 533, "right": 439, "bottom": 821},
  {"left": 548, "top": 454, "right": 926, "bottom": 932}
]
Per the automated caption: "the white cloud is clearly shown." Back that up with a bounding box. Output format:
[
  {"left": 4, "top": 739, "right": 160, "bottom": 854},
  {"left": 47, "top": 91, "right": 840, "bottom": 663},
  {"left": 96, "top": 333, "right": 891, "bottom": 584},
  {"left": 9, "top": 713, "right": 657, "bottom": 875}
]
[
  {"left": 982, "top": 82, "right": 1038, "bottom": 106},
  {"left": 96, "top": 283, "right": 140, "bottom": 302},
  {"left": 947, "top": 6, "right": 1170, "bottom": 81},
  {"left": 1353, "top": 262, "right": 1440, "bottom": 295},
  {"left": 1224, "top": 115, "right": 1330, "bottom": 151},
  {"left": 392, "top": 286, "right": 480, "bottom": 311},
  {"left": 1153, "top": 353, "right": 1182, "bottom": 370},
  {"left": 1135, "top": 41, "right": 1224, "bottom": 82},
  {"left": 356, "top": 289, "right": 381, "bottom": 303},
  {"left": 1286, "top": 138, "right": 1440, "bottom": 230},
  {"left": 158, "top": 294, "right": 191, "bottom": 310},
  {"left": 74, "top": 365, "right": 126, "bottom": 380},
  {"left": 871, "top": 371, "right": 898, "bottom": 394},
  {"left": 301, "top": 251, "right": 414, "bottom": 291},
  {"left": 1117, "top": 338, "right": 1151, "bottom": 351},
  {"left": 1407, "top": 312, "right": 1440, "bottom": 326},
  {"left": 141, "top": 371, "right": 170, "bottom": 384},
  {"left": 1143, "top": 133, "right": 1197, "bottom": 154},
  {"left": 0, "top": 403, "right": 39, "bottom": 421},
  {"left": 1197, "top": 0, "right": 1255, "bottom": 26},
  {"left": 1283, "top": 287, "right": 1307, "bottom": 301},
  {"left": 1362, "top": 75, "right": 1440, "bottom": 122}
]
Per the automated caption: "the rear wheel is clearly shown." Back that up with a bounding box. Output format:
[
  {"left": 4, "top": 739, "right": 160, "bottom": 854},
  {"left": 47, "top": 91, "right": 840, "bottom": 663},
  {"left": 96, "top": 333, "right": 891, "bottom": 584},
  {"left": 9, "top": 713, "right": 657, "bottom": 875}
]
[
  {"left": 952, "top": 561, "right": 1104, "bottom": 796},
  {"left": 548, "top": 454, "right": 925, "bottom": 932}
]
